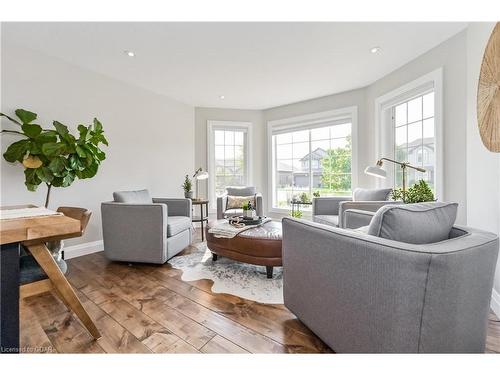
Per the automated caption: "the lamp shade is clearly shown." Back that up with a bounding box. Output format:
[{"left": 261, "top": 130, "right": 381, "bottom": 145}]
[
  {"left": 364, "top": 165, "right": 387, "bottom": 179},
  {"left": 196, "top": 171, "right": 209, "bottom": 180}
]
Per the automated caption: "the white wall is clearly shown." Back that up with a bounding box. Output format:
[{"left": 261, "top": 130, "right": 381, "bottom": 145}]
[
  {"left": 465, "top": 22, "right": 500, "bottom": 316},
  {"left": 194, "top": 107, "right": 265, "bottom": 206},
  {"left": 1, "top": 42, "right": 195, "bottom": 247}
]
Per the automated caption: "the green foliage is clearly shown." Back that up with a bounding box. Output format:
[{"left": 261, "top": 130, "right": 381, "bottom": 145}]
[
  {"left": 182, "top": 175, "right": 192, "bottom": 193},
  {"left": 299, "top": 192, "right": 310, "bottom": 203},
  {"left": 392, "top": 180, "right": 435, "bottom": 203},
  {"left": 313, "top": 191, "right": 320, "bottom": 198},
  {"left": 320, "top": 137, "right": 351, "bottom": 192},
  {"left": 1, "top": 109, "right": 108, "bottom": 194},
  {"left": 290, "top": 210, "right": 302, "bottom": 218},
  {"left": 242, "top": 200, "right": 254, "bottom": 211}
]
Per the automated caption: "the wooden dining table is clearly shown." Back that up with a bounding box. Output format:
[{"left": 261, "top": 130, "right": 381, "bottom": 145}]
[{"left": 0, "top": 205, "right": 81, "bottom": 353}]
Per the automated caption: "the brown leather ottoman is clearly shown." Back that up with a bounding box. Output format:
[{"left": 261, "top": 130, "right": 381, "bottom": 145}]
[{"left": 205, "top": 220, "right": 282, "bottom": 278}]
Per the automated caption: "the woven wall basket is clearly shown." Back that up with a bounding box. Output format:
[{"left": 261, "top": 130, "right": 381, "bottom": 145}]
[{"left": 478, "top": 23, "right": 500, "bottom": 152}]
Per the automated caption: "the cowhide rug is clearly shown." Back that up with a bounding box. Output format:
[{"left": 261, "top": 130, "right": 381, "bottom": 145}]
[{"left": 169, "top": 242, "right": 283, "bottom": 304}]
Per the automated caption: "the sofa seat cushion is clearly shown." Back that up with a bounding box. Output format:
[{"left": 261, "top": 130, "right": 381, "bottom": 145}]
[
  {"left": 313, "top": 215, "right": 339, "bottom": 227},
  {"left": 367, "top": 202, "right": 458, "bottom": 244},
  {"left": 167, "top": 216, "right": 191, "bottom": 237},
  {"left": 353, "top": 188, "right": 392, "bottom": 201},
  {"left": 113, "top": 189, "right": 152, "bottom": 204}
]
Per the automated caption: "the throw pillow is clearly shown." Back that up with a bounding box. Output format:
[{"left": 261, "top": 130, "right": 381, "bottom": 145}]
[
  {"left": 367, "top": 202, "right": 458, "bottom": 244},
  {"left": 226, "top": 195, "right": 256, "bottom": 210}
]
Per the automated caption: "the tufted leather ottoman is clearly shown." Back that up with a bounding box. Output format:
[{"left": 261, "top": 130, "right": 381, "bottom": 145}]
[{"left": 206, "top": 220, "right": 282, "bottom": 278}]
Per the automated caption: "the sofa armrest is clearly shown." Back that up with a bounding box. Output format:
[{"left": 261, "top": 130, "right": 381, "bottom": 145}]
[
  {"left": 343, "top": 209, "right": 375, "bottom": 229},
  {"left": 338, "top": 200, "right": 402, "bottom": 228},
  {"left": 101, "top": 202, "right": 168, "bottom": 264},
  {"left": 217, "top": 193, "right": 228, "bottom": 219},
  {"left": 312, "top": 196, "right": 352, "bottom": 216},
  {"left": 255, "top": 193, "right": 263, "bottom": 216},
  {"left": 153, "top": 198, "right": 192, "bottom": 218}
]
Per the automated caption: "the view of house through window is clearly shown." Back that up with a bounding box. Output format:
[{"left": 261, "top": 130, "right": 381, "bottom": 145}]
[
  {"left": 214, "top": 129, "right": 247, "bottom": 197},
  {"left": 393, "top": 91, "right": 435, "bottom": 191},
  {"left": 272, "top": 122, "right": 352, "bottom": 210}
]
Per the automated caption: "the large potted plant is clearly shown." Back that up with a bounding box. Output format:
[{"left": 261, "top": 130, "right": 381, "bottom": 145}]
[
  {"left": 391, "top": 180, "right": 435, "bottom": 203},
  {"left": 1, "top": 109, "right": 108, "bottom": 207}
]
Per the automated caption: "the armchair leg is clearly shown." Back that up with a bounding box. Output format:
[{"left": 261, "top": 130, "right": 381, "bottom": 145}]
[{"left": 25, "top": 243, "right": 101, "bottom": 340}]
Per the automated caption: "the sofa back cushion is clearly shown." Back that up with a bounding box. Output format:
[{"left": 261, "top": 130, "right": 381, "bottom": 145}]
[
  {"left": 113, "top": 189, "right": 152, "bottom": 204},
  {"left": 353, "top": 188, "right": 392, "bottom": 201},
  {"left": 367, "top": 202, "right": 458, "bottom": 244},
  {"left": 226, "top": 186, "right": 256, "bottom": 196}
]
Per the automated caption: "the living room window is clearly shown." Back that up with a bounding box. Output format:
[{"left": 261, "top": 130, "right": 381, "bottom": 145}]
[
  {"left": 375, "top": 68, "right": 442, "bottom": 198},
  {"left": 268, "top": 107, "right": 358, "bottom": 212},
  {"left": 393, "top": 91, "right": 435, "bottom": 190},
  {"left": 207, "top": 121, "right": 252, "bottom": 205}
]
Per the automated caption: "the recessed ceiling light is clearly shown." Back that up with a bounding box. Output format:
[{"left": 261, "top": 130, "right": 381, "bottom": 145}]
[
  {"left": 124, "top": 50, "right": 135, "bottom": 57},
  {"left": 219, "top": 95, "right": 225, "bottom": 100},
  {"left": 370, "top": 46, "right": 381, "bottom": 54}
]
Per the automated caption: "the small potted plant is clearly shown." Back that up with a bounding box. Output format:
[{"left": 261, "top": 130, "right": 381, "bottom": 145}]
[
  {"left": 391, "top": 179, "right": 435, "bottom": 203},
  {"left": 291, "top": 210, "right": 302, "bottom": 218},
  {"left": 299, "top": 192, "right": 311, "bottom": 203},
  {"left": 182, "top": 175, "right": 193, "bottom": 199},
  {"left": 242, "top": 200, "right": 254, "bottom": 218},
  {"left": 313, "top": 191, "right": 320, "bottom": 198}
]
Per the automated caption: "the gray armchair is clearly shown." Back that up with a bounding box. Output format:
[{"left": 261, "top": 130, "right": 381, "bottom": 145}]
[
  {"left": 312, "top": 187, "right": 398, "bottom": 228},
  {"left": 102, "top": 189, "right": 192, "bottom": 264},
  {"left": 217, "top": 186, "right": 263, "bottom": 219},
  {"left": 282, "top": 210, "right": 499, "bottom": 353}
]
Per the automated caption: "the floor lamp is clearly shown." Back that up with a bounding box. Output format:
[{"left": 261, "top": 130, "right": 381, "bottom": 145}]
[
  {"left": 364, "top": 157, "right": 426, "bottom": 200},
  {"left": 193, "top": 167, "right": 209, "bottom": 200}
]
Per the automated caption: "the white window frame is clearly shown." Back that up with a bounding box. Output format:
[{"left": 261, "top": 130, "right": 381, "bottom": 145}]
[
  {"left": 207, "top": 121, "right": 253, "bottom": 209},
  {"left": 374, "top": 68, "right": 443, "bottom": 199},
  {"left": 267, "top": 106, "right": 358, "bottom": 214}
]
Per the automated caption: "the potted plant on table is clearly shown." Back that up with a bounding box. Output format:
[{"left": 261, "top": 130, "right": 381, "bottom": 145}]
[
  {"left": 182, "top": 175, "right": 193, "bottom": 199},
  {"left": 1, "top": 108, "right": 108, "bottom": 207},
  {"left": 242, "top": 200, "right": 254, "bottom": 218}
]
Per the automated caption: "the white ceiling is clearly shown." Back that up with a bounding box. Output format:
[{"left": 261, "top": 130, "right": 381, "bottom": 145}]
[{"left": 3, "top": 22, "right": 467, "bottom": 109}]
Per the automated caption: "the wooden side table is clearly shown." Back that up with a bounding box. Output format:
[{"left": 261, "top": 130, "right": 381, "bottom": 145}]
[{"left": 191, "top": 199, "right": 209, "bottom": 241}]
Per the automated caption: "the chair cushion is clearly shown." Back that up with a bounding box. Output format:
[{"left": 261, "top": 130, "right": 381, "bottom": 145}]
[
  {"left": 226, "top": 195, "right": 256, "bottom": 210},
  {"left": 353, "top": 188, "right": 392, "bottom": 201},
  {"left": 167, "top": 216, "right": 191, "bottom": 237},
  {"left": 313, "top": 215, "right": 339, "bottom": 227},
  {"left": 20, "top": 254, "right": 67, "bottom": 285},
  {"left": 226, "top": 186, "right": 256, "bottom": 196},
  {"left": 367, "top": 202, "right": 458, "bottom": 244},
  {"left": 113, "top": 189, "right": 152, "bottom": 204}
]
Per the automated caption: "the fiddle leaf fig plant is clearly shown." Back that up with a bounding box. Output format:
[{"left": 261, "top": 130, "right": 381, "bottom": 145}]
[{"left": 1, "top": 109, "right": 108, "bottom": 207}]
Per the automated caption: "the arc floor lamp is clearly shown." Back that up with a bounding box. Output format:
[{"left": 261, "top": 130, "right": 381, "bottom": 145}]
[{"left": 365, "top": 157, "right": 426, "bottom": 199}]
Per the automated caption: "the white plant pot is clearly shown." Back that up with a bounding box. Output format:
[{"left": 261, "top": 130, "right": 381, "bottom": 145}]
[{"left": 243, "top": 209, "right": 253, "bottom": 218}]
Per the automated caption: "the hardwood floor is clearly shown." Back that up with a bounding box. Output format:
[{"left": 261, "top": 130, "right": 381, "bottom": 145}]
[{"left": 19, "top": 233, "right": 500, "bottom": 354}]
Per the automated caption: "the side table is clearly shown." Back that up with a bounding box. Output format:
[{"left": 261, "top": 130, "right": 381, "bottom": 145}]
[{"left": 191, "top": 199, "right": 209, "bottom": 241}]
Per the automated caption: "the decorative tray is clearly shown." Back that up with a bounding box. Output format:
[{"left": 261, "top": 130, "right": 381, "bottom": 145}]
[{"left": 228, "top": 216, "right": 265, "bottom": 226}]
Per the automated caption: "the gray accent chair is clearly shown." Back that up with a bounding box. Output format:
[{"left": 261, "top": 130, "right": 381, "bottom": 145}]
[
  {"left": 102, "top": 189, "right": 192, "bottom": 264},
  {"left": 216, "top": 186, "right": 263, "bottom": 219},
  {"left": 282, "top": 204, "right": 499, "bottom": 353},
  {"left": 312, "top": 187, "right": 399, "bottom": 228}
]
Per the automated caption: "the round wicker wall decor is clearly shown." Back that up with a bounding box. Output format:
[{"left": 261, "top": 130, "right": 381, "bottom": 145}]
[{"left": 478, "top": 23, "right": 500, "bottom": 152}]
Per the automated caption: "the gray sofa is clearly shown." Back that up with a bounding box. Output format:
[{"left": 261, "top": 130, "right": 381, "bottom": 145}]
[
  {"left": 282, "top": 202, "right": 499, "bottom": 353},
  {"left": 312, "top": 187, "right": 399, "bottom": 228},
  {"left": 217, "top": 186, "right": 263, "bottom": 219},
  {"left": 101, "top": 189, "right": 192, "bottom": 264}
]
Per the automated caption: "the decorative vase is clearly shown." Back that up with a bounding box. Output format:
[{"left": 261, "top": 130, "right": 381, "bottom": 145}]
[
  {"left": 243, "top": 209, "right": 254, "bottom": 218},
  {"left": 184, "top": 191, "right": 193, "bottom": 199}
]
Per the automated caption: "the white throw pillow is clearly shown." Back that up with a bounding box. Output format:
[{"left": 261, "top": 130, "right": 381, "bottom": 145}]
[{"left": 226, "top": 195, "right": 256, "bottom": 210}]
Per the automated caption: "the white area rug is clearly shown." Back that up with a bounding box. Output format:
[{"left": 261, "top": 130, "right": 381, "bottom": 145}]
[{"left": 169, "top": 243, "right": 283, "bottom": 304}]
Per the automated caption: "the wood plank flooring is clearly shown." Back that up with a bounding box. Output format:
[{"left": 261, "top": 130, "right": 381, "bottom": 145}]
[{"left": 19, "top": 232, "right": 500, "bottom": 354}]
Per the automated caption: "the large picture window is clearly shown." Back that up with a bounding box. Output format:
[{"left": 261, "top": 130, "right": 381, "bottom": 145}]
[
  {"left": 269, "top": 108, "right": 356, "bottom": 211},
  {"left": 208, "top": 121, "right": 252, "bottom": 205}
]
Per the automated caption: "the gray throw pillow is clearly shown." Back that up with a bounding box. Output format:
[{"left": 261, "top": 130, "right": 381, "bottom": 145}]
[
  {"left": 367, "top": 202, "right": 458, "bottom": 244},
  {"left": 353, "top": 188, "right": 392, "bottom": 201},
  {"left": 113, "top": 189, "right": 152, "bottom": 203}
]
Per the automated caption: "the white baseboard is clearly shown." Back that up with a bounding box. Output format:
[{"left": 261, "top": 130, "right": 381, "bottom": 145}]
[
  {"left": 492, "top": 288, "right": 500, "bottom": 319},
  {"left": 63, "top": 240, "right": 103, "bottom": 260}
]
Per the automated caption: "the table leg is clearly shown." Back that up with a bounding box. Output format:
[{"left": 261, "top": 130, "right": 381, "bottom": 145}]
[
  {"left": 0, "top": 243, "right": 20, "bottom": 353},
  {"left": 201, "top": 217, "right": 204, "bottom": 242},
  {"left": 266, "top": 266, "right": 273, "bottom": 279}
]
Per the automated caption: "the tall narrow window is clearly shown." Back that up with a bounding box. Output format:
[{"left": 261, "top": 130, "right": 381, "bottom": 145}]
[
  {"left": 208, "top": 121, "right": 251, "bottom": 205},
  {"left": 271, "top": 120, "right": 352, "bottom": 210},
  {"left": 393, "top": 91, "right": 435, "bottom": 190}
]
